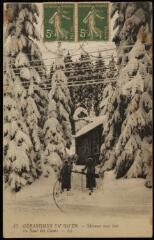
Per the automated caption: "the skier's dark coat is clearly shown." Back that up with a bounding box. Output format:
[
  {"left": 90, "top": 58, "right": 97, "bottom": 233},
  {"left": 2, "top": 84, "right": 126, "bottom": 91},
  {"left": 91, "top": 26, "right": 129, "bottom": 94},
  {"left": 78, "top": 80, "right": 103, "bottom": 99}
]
[
  {"left": 83, "top": 158, "right": 96, "bottom": 190},
  {"left": 60, "top": 162, "right": 72, "bottom": 191}
]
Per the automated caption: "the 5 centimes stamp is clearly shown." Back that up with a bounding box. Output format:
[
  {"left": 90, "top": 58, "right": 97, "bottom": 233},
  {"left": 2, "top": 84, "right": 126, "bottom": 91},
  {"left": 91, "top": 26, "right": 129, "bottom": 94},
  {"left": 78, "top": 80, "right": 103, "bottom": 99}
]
[
  {"left": 78, "top": 2, "right": 109, "bottom": 41},
  {"left": 44, "top": 3, "right": 75, "bottom": 41}
]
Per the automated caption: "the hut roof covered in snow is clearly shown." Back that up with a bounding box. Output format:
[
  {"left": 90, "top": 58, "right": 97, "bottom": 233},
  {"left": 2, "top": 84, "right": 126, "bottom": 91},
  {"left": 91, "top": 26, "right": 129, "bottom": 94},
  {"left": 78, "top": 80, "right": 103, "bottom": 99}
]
[
  {"left": 75, "top": 116, "right": 107, "bottom": 138},
  {"left": 73, "top": 107, "right": 89, "bottom": 120}
]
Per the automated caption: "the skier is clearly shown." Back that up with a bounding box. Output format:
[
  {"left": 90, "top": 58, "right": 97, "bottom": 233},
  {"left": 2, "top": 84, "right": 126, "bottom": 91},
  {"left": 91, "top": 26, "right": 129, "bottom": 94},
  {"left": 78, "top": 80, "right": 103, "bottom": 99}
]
[
  {"left": 82, "top": 157, "right": 96, "bottom": 195},
  {"left": 59, "top": 160, "right": 72, "bottom": 192}
]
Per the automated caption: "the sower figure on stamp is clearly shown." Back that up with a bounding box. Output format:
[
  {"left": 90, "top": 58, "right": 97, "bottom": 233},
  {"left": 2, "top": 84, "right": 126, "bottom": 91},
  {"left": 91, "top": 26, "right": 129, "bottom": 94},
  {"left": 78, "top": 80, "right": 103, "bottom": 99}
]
[
  {"left": 48, "top": 7, "right": 70, "bottom": 40},
  {"left": 83, "top": 6, "right": 104, "bottom": 39},
  {"left": 82, "top": 157, "right": 96, "bottom": 195},
  {"left": 59, "top": 160, "right": 72, "bottom": 193}
]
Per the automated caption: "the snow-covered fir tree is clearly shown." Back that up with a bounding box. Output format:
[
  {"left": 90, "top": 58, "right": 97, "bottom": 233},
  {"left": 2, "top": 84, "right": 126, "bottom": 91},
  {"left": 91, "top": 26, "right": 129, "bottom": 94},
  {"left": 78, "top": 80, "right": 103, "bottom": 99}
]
[
  {"left": 99, "top": 56, "right": 117, "bottom": 115},
  {"left": 107, "top": 55, "right": 117, "bottom": 81},
  {"left": 5, "top": 3, "right": 46, "bottom": 86},
  {"left": 93, "top": 52, "right": 107, "bottom": 115},
  {"left": 64, "top": 51, "right": 76, "bottom": 133},
  {"left": 99, "top": 83, "right": 115, "bottom": 116},
  {"left": 3, "top": 70, "right": 38, "bottom": 192},
  {"left": 4, "top": 3, "right": 48, "bottom": 189},
  {"left": 95, "top": 52, "right": 106, "bottom": 80},
  {"left": 100, "top": 2, "right": 152, "bottom": 188},
  {"left": 43, "top": 48, "right": 72, "bottom": 176},
  {"left": 70, "top": 53, "right": 94, "bottom": 113},
  {"left": 49, "top": 62, "right": 54, "bottom": 80},
  {"left": 64, "top": 51, "right": 75, "bottom": 83}
]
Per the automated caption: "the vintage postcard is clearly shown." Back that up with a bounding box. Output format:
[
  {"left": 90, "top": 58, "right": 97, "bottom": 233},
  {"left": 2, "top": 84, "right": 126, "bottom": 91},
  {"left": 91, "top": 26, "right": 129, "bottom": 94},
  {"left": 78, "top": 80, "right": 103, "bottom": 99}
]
[{"left": 3, "top": 1, "right": 153, "bottom": 238}]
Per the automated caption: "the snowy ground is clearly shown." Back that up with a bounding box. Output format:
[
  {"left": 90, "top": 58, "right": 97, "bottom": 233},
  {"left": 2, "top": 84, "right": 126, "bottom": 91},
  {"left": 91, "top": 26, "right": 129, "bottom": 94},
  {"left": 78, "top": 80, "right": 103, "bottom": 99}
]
[{"left": 3, "top": 167, "right": 152, "bottom": 238}]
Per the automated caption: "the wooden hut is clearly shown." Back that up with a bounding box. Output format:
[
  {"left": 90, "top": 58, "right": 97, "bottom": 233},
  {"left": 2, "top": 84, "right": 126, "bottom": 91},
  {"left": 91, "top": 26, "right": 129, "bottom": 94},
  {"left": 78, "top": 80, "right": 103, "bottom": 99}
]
[{"left": 74, "top": 116, "right": 107, "bottom": 165}]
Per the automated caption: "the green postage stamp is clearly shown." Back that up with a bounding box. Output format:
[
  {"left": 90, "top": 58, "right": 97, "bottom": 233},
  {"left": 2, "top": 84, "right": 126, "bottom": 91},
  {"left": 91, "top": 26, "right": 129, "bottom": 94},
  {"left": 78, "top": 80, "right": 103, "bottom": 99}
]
[
  {"left": 44, "top": 3, "right": 75, "bottom": 41},
  {"left": 78, "top": 3, "right": 109, "bottom": 41},
  {"left": 43, "top": 2, "right": 109, "bottom": 41}
]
